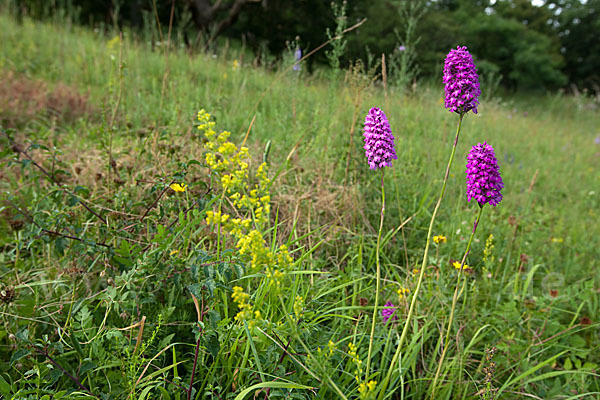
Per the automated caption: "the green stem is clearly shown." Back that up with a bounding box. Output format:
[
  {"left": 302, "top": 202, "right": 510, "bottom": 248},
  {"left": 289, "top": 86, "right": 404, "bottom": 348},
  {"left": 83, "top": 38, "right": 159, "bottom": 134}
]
[
  {"left": 377, "top": 113, "right": 464, "bottom": 399},
  {"left": 366, "top": 169, "right": 385, "bottom": 380},
  {"left": 430, "top": 205, "right": 484, "bottom": 399},
  {"left": 215, "top": 190, "right": 225, "bottom": 260},
  {"left": 277, "top": 296, "right": 348, "bottom": 400}
]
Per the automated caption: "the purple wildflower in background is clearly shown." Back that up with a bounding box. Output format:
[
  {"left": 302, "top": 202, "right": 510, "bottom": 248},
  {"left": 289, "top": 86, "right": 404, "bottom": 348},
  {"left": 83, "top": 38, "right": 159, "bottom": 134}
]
[
  {"left": 595, "top": 136, "right": 600, "bottom": 145},
  {"left": 381, "top": 301, "right": 398, "bottom": 324},
  {"left": 398, "top": 45, "right": 406, "bottom": 52},
  {"left": 443, "top": 46, "right": 481, "bottom": 114},
  {"left": 363, "top": 107, "right": 397, "bottom": 170},
  {"left": 293, "top": 48, "right": 302, "bottom": 71},
  {"left": 466, "top": 142, "right": 504, "bottom": 207}
]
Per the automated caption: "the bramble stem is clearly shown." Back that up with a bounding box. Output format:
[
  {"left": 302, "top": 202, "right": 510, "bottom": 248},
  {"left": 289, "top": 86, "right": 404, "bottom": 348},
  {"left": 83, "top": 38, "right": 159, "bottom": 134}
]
[
  {"left": 430, "top": 205, "right": 484, "bottom": 399},
  {"left": 366, "top": 169, "right": 385, "bottom": 380},
  {"left": 378, "top": 113, "right": 464, "bottom": 399}
]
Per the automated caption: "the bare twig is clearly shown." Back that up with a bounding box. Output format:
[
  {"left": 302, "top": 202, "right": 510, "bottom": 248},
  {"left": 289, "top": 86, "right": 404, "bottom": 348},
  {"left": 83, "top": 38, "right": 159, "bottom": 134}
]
[
  {"left": 139, "top": 179, "right": 175, "bottom": 221},
  {"left": 251, "top": 18, "right": 367, "bottom": 113},
  {"left": 4, "top": 199, "right": 111, "bottom": 249},
  {"left": 36, "top": 347, "right": 98, "bottom": 397}
]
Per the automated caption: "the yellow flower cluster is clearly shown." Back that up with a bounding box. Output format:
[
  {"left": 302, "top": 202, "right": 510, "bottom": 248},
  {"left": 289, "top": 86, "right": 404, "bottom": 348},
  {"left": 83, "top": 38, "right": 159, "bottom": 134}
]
[
  {"left": 316, "top": 339, "right": 336, "bottom": 359},
  {"left": 397, "top": 287, "right": 410, "bottom": 300},
  {"left": 433, "top": 235, "right": 447, "bottom": 244},
  {"left": 293, "top": 295, "right": 304, "bottom": 320},
  {"left": 483, "top": 234, "right": 494, "bottom": 263},
  {"left": 348, "top": 342, "right": 363, "bottom": 383},
  {"left": 231, "top": 286, "right": 261, "bottom": 328},
  {"left": 199, "top": 109, "right": 292, "bottom": 294},
  {"left": 357, "top": 380, "right": 377, "bottom": 399},
  {"left": 348, "top": 341, "right": 376, "bottom": 398}
]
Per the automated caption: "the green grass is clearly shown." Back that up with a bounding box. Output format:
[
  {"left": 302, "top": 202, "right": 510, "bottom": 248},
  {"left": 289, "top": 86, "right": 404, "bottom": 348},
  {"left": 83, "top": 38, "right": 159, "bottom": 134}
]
[{"left": 1, "top": 10, "right": 599, "bottom": 400}]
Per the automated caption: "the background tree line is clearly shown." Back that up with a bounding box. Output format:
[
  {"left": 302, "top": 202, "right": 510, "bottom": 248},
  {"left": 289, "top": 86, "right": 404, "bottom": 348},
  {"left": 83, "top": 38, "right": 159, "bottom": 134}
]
[{"left": 11, "top": 0, "right": 600, "bottom": 92}]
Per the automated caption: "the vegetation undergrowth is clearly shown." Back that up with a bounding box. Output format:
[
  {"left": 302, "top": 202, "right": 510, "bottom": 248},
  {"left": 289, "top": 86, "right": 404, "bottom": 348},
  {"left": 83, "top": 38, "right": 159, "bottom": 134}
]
[{"left": 1, "top": 9, "right": 600, "bottom": 400}]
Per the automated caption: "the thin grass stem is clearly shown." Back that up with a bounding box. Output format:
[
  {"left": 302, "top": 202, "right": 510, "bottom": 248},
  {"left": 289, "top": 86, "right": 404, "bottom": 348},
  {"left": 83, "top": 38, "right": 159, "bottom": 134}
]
[
  {"left": 378, "top": 113, "right": 464, "bottom": 398},
  {"left": 430, "top": 205, "right": 484, "bottom": 398}
]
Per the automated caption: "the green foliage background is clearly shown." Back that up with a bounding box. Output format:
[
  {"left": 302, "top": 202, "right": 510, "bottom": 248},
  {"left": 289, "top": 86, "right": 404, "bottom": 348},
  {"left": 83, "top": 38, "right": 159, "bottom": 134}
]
[{"left": 6, "top": 0, "right": 600, "bottom": 91}]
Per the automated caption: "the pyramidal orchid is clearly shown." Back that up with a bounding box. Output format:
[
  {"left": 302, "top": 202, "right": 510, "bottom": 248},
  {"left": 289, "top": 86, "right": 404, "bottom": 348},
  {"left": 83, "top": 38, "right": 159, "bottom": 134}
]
[
  {"left": 363, "top": 106, "right": 396, "bottom": 381},
  {"left": 443, "top": 46, "right": 481, "bottom": 115},
  {"left": 466, "top": 142, "right": 504, "bottom": 207},
  {"left": 363, "top": 107, "right": 397, "bottom": 170},
  {"left": 431, "top": 141, "right": 504, "bottom": 398}
]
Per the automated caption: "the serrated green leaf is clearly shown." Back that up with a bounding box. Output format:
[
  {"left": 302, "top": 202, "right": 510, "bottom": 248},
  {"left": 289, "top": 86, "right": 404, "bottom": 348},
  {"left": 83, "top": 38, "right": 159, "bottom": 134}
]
[{"left": 10, "top": 348, "right": 30, "bottom": 366}]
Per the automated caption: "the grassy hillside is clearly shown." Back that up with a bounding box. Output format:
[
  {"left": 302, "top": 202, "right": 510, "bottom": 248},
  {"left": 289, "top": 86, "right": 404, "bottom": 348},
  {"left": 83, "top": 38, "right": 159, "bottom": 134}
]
[{"left": 1, "top": 11, "right": 599, "bottom": 400}]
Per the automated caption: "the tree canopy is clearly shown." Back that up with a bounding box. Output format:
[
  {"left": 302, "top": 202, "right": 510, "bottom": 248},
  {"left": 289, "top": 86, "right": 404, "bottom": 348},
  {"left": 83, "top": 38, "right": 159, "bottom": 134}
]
[{"left": 11, "top": 0, "right": 599, "bottom": 92}]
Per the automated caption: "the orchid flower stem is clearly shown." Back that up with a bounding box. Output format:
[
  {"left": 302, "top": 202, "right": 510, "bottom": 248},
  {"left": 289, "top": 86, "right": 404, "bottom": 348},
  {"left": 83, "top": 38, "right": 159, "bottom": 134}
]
[
  {"left": 430, "top": 205, "right": 484, "bottom": 399},
  {"left": 367, "top": 168, "right": 385, "bottom": 380},
  {"left": 377, "top": 113, "right": 464, "bottom": 399}
]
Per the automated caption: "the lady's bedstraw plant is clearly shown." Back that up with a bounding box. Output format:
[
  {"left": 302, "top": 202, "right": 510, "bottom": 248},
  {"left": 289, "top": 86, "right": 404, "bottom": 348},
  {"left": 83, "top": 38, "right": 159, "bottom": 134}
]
[
  {"left": 363, "top": 107, "right": 397, "bottom": 388},
  {"left": 430, "top": 142, "right": 504, "bottom": 398},
  {"left": 379, "top": 46, "right": 481, "bottom": 397},
  {"left": 198, "top": 109, "right": 291, "bottom": 317},
  {"left": 199, "top": 110, "right": 347, "bottom": 398}
]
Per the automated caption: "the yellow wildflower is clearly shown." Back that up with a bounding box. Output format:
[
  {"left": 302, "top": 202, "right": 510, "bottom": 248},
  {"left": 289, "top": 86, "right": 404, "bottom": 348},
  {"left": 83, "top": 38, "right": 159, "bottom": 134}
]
[
  {"left": 483, "top": 234, "right": 494, "bottom": 263},
  {"left": 232, "top": 286, "right": 249, "bottom": 305},
  {"left": 169, "top": 250, "right": 179, "bottom": 256},
  {"left": 327, "top": 340, "right": 336, "bottom": 356},
  {"left": 358, "top": 383, "right": 368, "bottom": 395},
  {"left": 293, "top": 295, "right": 304, "bottom": 320},
  {"left": 453, "top": 261, "right": 470, "bottom": 271},
  {"left": 106, "top": 35, "right": 120, "bottom": 51},
  {"left": 433, "top": 235, "right": 447, "bottom": 244},
  {"left": 170, "top": 183, "right": 187, "bottom": 193},
  {"left": 397, "top": 287, "right": 410, "bottom": 300},
  {"left": 551, "top": 237, "right": 564, "bottom": 243}
]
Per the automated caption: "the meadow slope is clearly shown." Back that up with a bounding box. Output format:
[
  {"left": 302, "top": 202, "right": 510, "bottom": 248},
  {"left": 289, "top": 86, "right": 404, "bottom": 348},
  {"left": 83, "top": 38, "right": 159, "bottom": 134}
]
[{"left": 1, "top": 12, "right": 599, "bottom": 400}]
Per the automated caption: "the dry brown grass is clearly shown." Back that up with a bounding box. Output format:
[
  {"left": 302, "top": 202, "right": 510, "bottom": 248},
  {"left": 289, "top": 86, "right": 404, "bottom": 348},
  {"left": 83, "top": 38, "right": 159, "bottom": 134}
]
[{"left": 0, "top": 70, "right": 92, "bottom": 127}]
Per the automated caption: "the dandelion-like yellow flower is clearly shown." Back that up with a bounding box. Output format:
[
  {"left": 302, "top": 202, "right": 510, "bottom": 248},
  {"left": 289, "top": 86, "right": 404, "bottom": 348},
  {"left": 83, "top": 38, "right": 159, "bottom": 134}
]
[
  {"left": 433, "top": 235, "right": 447, "bottom": 244},
  {"left": 233, "top": 59, "right": 240, "bottom": 71},
  {"left": 169, "top": 250, "right": 179, "bottom": 256},
  {"left": 551, "top": 237, "right": 564, "bottom": 243},
  {"left": 453, "top": 261, "right": 470, "bottom": 271},
  {"left": 170, "top": 183, "right": 187, "bottom": 193}
]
